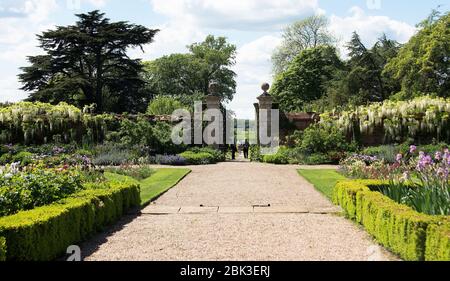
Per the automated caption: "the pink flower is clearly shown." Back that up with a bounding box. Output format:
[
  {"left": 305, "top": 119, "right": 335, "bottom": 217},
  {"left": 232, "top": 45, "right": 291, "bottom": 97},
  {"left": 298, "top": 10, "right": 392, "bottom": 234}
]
[
  {"left": 410, "top": 145, "right": 417, "bottom": 154},
  {"left": 396, "top": 154, "right": 403, "bottom": 163}
]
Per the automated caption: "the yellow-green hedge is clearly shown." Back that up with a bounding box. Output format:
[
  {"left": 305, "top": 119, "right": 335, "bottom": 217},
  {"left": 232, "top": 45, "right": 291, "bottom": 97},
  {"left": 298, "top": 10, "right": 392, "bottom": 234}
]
[
  {"left": 333, "top": 180, "right": 449, "bottom": 261},
  {"left": 426, "top": 219, "right": 450, "bottom": 261},
  {"left": 0, "top": 182, "right": 140, "bottom": 261},
  {"left": 0, "top": 237, "right": 6, "bottom": 261}
]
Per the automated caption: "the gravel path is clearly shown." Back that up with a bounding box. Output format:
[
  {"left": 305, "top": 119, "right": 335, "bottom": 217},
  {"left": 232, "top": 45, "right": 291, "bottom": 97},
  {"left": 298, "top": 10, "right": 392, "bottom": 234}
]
[{"left": 82, "top": 162, "right": 397, "bottom": 261}]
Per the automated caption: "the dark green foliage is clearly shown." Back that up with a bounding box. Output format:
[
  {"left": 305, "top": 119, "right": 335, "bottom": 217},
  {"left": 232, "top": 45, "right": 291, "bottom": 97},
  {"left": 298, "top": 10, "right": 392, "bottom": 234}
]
[
  {"left": 187, "top": 147, "right": 226, "bottom": 162},
  {"left": 179, "top": 151, "right": 217, "bottom": 165},
  {"left": 298, "top": 124, "right": 353, "bottom": 155},
  {"left": 271, "top": 46, "right": 343, "bottom": 112},
  {"left": 385, "top": 12, "right": 450, "bottom": 99},
  {"left": 19, "top": 10, "right": 159, "bottom": 113},
  {"left": 0, "top": 182, "right": 140, "bottom": 261},
  {"left": 118, "top": 116, "right": 183, "bottom": 155}
]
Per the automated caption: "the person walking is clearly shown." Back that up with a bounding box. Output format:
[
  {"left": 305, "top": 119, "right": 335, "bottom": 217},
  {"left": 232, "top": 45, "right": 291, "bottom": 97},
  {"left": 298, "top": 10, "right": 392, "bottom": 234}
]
[
  {"left": 230, "top": 143, "right": 238, "bottom": 160},
  {"left": 243, "top": 139, "right": 250, "bottom": 159}
]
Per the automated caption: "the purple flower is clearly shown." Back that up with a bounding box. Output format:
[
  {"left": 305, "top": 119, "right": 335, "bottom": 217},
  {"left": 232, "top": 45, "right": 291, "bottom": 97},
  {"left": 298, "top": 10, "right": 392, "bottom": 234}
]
[
  {"left": 396, "top": 154, "right": 403, "bottom": 163},
  {"left": 410, "top": 145, "right": 417, "bottom": 154}
]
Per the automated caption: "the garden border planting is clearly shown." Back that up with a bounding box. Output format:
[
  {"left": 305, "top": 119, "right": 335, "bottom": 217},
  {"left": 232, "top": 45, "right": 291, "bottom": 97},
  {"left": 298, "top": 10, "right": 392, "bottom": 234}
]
[
  {"left": 333, "top": 180, "right": 450, "bottom": 261},
  {"left": 0, "top": 182, "right": 140, "bottom": 261}
]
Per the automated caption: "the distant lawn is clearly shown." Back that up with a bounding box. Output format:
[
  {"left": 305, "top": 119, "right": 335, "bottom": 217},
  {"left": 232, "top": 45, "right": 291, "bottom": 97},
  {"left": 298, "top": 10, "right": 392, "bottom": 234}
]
[
  {"left": 298, "top": 169, "right": 347, "bottom": 200},
  {"left": 106, "top": 168, "right": 191, "bottom": 207}
]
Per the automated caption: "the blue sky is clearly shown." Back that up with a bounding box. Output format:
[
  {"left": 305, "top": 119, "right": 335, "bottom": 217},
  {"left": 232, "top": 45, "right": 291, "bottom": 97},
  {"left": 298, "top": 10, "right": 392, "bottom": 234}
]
[{"left": 0, "top": 0, "right": 448, "bottom": 118}]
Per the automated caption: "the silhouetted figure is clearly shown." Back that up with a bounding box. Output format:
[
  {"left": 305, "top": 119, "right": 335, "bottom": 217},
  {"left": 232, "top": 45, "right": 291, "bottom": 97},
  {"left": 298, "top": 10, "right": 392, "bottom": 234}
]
[
  {"left": 230, "top": 143, "right": 238, "bottom": 160},
  {"left": 243, "top": 139, "right": 250, "bottom": 159}
]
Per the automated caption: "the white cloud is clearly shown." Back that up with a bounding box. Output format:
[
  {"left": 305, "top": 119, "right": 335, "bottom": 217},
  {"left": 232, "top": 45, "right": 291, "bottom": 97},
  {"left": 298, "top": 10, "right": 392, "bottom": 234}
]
[
  {"left": 0, "top": 0, "right": 57, "bottom": 102},
  {"left": 329, "top": 6, "right": 417, "bottom": 55},
  {"left": 228, "top": 35, "right": 282, "bottom": 119},
  {"left": 151, "top": 0, "right": 320, "bottom": 30}
]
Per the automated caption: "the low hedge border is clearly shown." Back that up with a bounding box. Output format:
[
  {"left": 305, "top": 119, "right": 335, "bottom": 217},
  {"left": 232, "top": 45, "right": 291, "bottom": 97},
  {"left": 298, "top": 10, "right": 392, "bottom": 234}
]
[
  {"left": 426, "top": 218, "right": 450, "bottom": 261},
  {"left": 333, "top": 180, "right": 449, "bottom": 261},
  {"left": 0, "top": 182, "right": 140, "bottom": 261}
]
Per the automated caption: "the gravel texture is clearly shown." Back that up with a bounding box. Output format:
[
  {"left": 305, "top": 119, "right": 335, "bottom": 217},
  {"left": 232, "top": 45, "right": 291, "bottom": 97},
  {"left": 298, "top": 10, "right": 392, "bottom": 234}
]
[{"left": 82, "top": 162, "right": 398, "bottom": 261}]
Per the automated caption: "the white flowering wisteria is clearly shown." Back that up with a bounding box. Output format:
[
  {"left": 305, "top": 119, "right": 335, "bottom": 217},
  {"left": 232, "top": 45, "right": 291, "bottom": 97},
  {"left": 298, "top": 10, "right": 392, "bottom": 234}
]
[
  {"left": 0, "top": 102, "right": 111, "bottom": 144},
  {"left": 322, "top": 97, "right": 450, "bottom": 144}
]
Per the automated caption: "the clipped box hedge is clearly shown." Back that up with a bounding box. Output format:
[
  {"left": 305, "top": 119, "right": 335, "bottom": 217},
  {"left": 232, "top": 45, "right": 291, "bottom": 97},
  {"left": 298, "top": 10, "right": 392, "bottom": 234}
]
[
  {"left": 0, "top": 182, "right": 140, "bottom": 261},
  {"left": 333, "top": 180, "right": 449, "bottom": 261},
  {"left": 426, "top": 219, "right": 450, "bottom": 261}
]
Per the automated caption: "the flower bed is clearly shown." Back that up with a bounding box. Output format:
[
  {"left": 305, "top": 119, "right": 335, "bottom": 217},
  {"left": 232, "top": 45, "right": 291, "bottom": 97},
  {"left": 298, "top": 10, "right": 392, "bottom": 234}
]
[
  {"left": 333, "top": 180, "right": 449, "bottom": 261},
  {"left": 0, "top": 164, "right": 88, "bottom": 217},
  {"left": 0, "top": 181, "right": 140, "bottom": 261},
  {"left": 340, "top": 145, "right": 450, "bottom": 216}
]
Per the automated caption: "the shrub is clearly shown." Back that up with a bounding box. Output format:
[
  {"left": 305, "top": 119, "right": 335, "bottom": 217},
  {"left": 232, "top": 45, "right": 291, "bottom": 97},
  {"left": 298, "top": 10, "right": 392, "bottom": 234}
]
[
  {"left": 299, "top": 124, "right": 354, "bottom": 155},
  {"left": 106, "top": 166, "right": 155, "bottom": 181},
  {"left": 152, "top": 155, "right": 187, "bottom": 166},
  {"left": 118, "top": 117, "right": 183, "bottom": 155},
  {"left": 0, "top": 181, "right": 140, "bottom": 261},
  {"left": 262, "top": 147, "right": 290, "bottom": 164},
  {"left": 147, "top": 96, "right": 184, "bottom": 116},
  {"left": 92, "top": 145, "right": 137, "bottom": 166},
  {"left": 179, "top": 151, "right": 216, "bottom": 165},
  {"left": 250, "top": 145, "right": 262, "bottom": 162},
  {"left": 333, "top": 180, "right": 445, "bottom": 261},
  {"left": 188, "top": 147, "right": 225, "bottom": 163}
]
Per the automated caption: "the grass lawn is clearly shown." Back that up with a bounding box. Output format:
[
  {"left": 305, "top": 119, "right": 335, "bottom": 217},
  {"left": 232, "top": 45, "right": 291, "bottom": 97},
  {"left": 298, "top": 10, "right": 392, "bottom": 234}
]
[
  {"left": 105, "top": 168, "right": 191, "bottom": 207},
  {"left": 298, "top": 169, "right": 347, "bottom": 200}
]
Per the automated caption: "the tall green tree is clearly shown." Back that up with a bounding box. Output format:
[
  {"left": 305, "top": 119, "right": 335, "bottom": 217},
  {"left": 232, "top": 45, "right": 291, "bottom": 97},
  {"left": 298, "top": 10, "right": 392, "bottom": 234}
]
[
  {"left": 19, "top": 10, "right": 159, "bottom": 113},
  {"left": 271, "top": 46, "right": 343, "bottom": 112},
  {"left": 143, "top": 35, "right": 237, "bottom": 103},
  {"left": 272, "top": 15, "right": 336, "bottom": 75},
  {"left": 384, "top": 11, "right": 450, "bottom": 98},
  {"left": 318, "top": 32, "right": 401, "bottom": 111}
]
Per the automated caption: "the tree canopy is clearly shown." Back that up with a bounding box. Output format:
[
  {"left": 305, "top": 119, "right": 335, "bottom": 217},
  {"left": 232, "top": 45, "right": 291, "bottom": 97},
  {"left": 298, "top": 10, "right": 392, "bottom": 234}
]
[
  {"left": 384, "top": 11, "right": 450, "bottom": 98},
  {"left": 19, "top": 10, "right": 159, "bottom": 113},
  {"left": 271, "top": 15, "right": 336, "bottom": 75},
  {"left": 143, "top": 35, "right": 237, "bottom": 104},
  {"left": 271, "top": 46, "right": 343, "bottom": 112}
]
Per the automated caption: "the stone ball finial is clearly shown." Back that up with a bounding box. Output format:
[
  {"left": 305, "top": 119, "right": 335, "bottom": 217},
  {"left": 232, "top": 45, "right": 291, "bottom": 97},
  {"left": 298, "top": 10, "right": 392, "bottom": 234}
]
[{"left": 261, "top": 83, "right": 270, "bottom": 93}]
